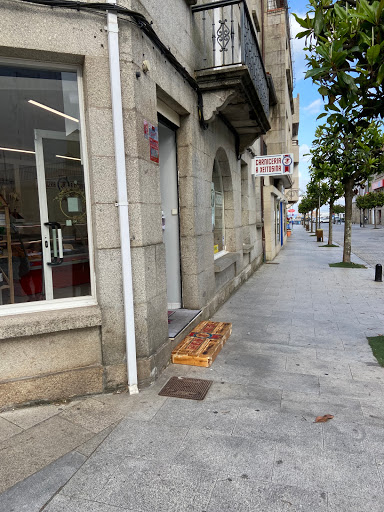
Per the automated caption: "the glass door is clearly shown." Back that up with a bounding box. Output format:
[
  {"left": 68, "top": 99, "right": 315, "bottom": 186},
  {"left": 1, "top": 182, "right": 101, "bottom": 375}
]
[
  {"left": 0, "top": 63, "right": 92, "bottom": 308},
  {"left": 35, "top": 130, "right": 90, "bottom": 301}
]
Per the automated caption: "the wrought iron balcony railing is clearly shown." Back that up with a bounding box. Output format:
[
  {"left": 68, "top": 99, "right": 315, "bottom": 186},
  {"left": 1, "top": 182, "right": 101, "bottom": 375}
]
[
  {"left": 192, "top": 0, "right": 270, "bottom": 119},
  {"left": 267, "top": 0, "right": 287, "bottom": 11}
]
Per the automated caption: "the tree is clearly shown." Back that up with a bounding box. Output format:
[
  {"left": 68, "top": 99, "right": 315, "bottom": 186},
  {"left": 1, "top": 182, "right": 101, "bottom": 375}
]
[
  {"left": 333, "top": 205, "right": 345, "bottom": 215},
  {"left": 308, "top": 125, "right": 344, "bottom": 244},
  {"left": 298, "top": 195, "right": 317, "bottom": 229},
  {"left": 306, "top": 119, "right": 384, "bottom": 261},
  {"left": 306, "top": 177, "right": 330, "bottom": 230},
  {"left": 294, "top": 0, "right": 384, "bottom": 124},
  {"left": 356, "top": 191, "right": 384, "bottom": 228}
]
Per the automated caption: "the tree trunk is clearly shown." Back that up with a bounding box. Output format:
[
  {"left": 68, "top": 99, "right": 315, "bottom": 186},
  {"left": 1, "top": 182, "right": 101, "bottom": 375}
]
[
  {"left": 316, "top": 208, "right": 319, "bottom": 230},
  {"left": 328, "top": 201, "right": 334, "bottom": 245},
  {"left": 311, "top": 211, "right": 314, "bottom": 232},
  {"left": 374, "top": 208, "right": 377, "bottom": 228},
  {"left": 343, "top": 178, "right": 354, "bottom": 263}
]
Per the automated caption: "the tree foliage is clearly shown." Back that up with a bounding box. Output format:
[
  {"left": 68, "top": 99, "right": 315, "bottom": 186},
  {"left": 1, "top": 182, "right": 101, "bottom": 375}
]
[
  {"left": 309, "top": 119, "right": 384, "bottom": 187},
  {"left": 333, "top": 204, "right": 345, "bottom": 214},
  {"left": 294, "top": 0, "right": 384, "bottom": 124},
  {"left": 356, "top": 191, "right": 384, "bottom": 209},
  {"left": 298, "top": 195, "right": 317, "bottom": 214},
  {"left": 306, "top": 119, "right": 384, "bottom": 259}
]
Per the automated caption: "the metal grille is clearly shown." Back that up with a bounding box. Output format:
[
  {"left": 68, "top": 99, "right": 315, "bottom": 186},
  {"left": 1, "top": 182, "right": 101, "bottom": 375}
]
[
  {"left": 193, "top": 0, "right": 269, "bottom": 120},
  {"left": 158, "top": 377, "right": 213, "bottom": 400},
  {"left": 267, "top": 0, "right": 287, "bottom": 11}
]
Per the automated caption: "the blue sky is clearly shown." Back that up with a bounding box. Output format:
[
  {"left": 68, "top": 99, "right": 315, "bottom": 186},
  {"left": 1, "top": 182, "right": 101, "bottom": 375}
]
[{"left": 289, "top": 0, "right": 325, "bottom": 211}]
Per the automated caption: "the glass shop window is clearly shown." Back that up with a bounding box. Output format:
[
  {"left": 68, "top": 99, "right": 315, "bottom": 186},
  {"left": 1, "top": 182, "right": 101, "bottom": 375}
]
[{"left": 0, "top": 63, "right": 92, "bottom": 308}]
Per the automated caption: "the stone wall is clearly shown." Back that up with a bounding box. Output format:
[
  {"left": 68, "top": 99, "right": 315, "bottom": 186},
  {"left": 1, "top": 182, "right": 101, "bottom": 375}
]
[{"left": 0, "top": 0, "right": 266, "bottom": 407}]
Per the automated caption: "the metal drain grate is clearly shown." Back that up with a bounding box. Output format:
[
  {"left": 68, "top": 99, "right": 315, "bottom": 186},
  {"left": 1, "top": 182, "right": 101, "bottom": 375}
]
[{"left": 158, "top": 376, "right": 213, "bottom": 400}]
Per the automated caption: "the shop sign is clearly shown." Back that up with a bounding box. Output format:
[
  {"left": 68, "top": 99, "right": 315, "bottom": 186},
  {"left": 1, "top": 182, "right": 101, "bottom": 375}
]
[
  {"left": 372, "top": 179, "right": 384, "bottom": 190},
  {"left": 254, "top": 154, "right": 294, "bottom": 176}
]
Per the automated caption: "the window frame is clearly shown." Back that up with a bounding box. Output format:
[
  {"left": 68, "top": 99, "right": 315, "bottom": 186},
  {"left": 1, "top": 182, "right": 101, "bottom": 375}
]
[
  {"left": 0, "top": 56, "right": 97, "bottom": 316},
  {"left": 212, "top": 161, "right": 227, "bottom": 259}
]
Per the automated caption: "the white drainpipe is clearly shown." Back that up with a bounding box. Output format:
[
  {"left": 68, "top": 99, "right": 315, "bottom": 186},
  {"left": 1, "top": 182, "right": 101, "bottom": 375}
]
[{"left": 107, "top": 0, "right": 138, "bottom": 394}]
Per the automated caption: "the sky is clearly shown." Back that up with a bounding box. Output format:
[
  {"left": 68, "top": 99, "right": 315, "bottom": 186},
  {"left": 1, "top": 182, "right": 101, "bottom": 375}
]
[{"left": 289, "top": 0, "right": 326, "bottom": 213}]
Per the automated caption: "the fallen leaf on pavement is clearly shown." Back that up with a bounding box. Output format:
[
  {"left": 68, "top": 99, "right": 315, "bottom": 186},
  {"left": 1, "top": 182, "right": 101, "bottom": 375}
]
[{"left": 314, "top": 414, "right": 334, "bottom": 423}]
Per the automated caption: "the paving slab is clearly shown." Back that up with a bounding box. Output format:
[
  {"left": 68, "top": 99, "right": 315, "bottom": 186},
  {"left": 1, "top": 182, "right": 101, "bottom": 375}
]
[
  {"left": 174, "top": 428, "right": 276, "bottom": 481},
  {"left": 272, "top": 443, "right": 383, "bottom": 498},
  {"left": 232, "top": 409, "right": 323, "bottom": 449},
  {"left": 0, "top": 416, "right": 22, "bottom": 442},
  {"left": 328, "top": 493, "right": 384, "bottom": 512},
  {"left": 44, "top": 495, "right": 128, "bottom": 511},
  {"left": 0, "top": 451, "right": 86, "bottom": 512},
  {"left": 0, "top": 415, "right": 93, "bottom": 493},
  {"left": 207, "top": 479, "right": 328, "bottom": 512},
  {"left": 94, "top": 418, "right": 189, "bottom": 462},
  {"left": 0, "top": 401, "right": 76, "bottom": 430},
  {"left": 1, "top": 226, "right": 384, "bottom": 510}
]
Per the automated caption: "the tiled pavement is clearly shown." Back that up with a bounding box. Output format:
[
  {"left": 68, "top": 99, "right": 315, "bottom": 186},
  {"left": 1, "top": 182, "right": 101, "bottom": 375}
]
[
  {"left": 322, "top": 222, "right": 384, "bottom": 268},
  {"left": 1, "top": 226, "right": 384, "bottom": 511}
]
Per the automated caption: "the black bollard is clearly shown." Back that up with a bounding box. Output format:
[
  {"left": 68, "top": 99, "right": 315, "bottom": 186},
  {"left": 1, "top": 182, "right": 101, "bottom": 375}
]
[{"left": 375, "top": 264, "right": 382, "bottom": 282}]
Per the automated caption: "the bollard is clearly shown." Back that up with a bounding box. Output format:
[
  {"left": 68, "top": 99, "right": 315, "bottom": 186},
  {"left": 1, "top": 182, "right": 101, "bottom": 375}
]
[{"left": 375, "top": 264, "right": 382, "bottom": 282}]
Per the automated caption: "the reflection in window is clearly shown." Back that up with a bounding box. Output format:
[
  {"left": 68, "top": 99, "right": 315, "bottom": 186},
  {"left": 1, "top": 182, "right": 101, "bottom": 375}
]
[
  {"left": 0, "top": 64, "right": 91, "bottom": 307},
  {"left": 212, "top": 160, "right": 225, "bottom": 254}
]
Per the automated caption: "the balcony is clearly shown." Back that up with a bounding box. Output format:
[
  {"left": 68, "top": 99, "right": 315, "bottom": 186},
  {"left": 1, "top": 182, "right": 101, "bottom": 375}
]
[
  {"left": 192, "top": 0, "right": 271, "bottom": 153},
  {"left": 286, "top": 187, "right": 299, "bottom": 204}
]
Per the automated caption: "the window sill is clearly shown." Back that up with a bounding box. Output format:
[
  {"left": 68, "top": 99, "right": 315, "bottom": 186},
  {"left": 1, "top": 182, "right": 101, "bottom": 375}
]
[
  {"left": 214, "top": 249, "right": 228, "bottom": 260},
  {"left": 0, "top": 304, "right": 102, "bottom": 340},
  {"left": 242, "top": 244, "right": 254, "bottom": 254},
  {"left": 214, "top": 252, "right": 241, "bottom": 273}
]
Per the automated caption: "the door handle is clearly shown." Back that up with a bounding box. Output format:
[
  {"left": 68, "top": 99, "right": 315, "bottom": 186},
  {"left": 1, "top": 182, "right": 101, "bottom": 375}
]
[{"left": 44, "top": 222, "right": 64, "bottom": 266}]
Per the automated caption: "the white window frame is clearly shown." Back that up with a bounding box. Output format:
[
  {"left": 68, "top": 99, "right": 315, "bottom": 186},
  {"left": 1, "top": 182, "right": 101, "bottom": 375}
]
[
  {"left": 0, "top": 57, "right": 97, "bottom": 316},
  {"left": 212, "top": 162, "right": 227, "bottom": 260}
]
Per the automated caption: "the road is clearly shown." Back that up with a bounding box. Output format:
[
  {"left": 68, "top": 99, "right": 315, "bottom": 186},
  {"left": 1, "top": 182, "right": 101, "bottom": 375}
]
[{"left": 319, "top": 222, "right": 384, "bottom": 267}]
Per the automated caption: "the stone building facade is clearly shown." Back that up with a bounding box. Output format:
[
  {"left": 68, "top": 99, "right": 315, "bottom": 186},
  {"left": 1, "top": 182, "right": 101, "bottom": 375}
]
[
  {"left": 262, "top": 0, "right": 299, "bottom": 260},
  {"left": 0, "top": 0, "right": 299, "bottom": 408},
  {"left": 352, "top": 174, "right": 384, "bottom": 226}
]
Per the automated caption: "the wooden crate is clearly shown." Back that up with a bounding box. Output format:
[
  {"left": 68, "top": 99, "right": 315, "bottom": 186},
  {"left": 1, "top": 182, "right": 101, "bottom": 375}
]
[{"left": 172, "top": 321, "right": 232, "bottom": 367}]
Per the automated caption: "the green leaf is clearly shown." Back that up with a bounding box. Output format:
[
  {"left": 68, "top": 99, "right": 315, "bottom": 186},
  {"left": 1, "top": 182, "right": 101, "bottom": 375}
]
[
  {"left": 296, "top": 30, "right": 312, "bottom": 39},
  {"left": 377, "top": 63, "right": 384, "bottom": 84},
  {"left": 338, "top": 72, "right": 358, "bottom": 93},
  {"left": 292, "top": 13, "right": 310, "bottom": 29},
  {"left": 367, "top": 45, "right": 381, "bottom": 66},
  {"left": 334, "top": 3, "right": 348, "bottom": 19},
  {"left": 326, "top": 104, "right": 341, "bottom": 112},
  {"left": 316, "top": 44, "right": 330, "bottom": 60},
  {"left": 332, "top": 50, "right": 349, "bottom": 67},
  {"left": 317, "top": 112, "right": 327, "bottom": 119},
  {"left": 318, "top": 86, "right": 329, "bottom": 96},
  {"left": 377, "top": 0, "right": 384, "bottom": 24},
  {"left": 314, "top": 9, "right": 324, "bottom": 35},
  {"left": 305, "top": 67, "right": 330, "bottom": 79}
]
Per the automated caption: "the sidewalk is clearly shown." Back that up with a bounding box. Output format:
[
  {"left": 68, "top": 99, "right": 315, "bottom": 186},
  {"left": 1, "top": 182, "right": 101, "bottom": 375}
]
[{"left": 1, "top": 227, "right": 384, "bottom": 511}]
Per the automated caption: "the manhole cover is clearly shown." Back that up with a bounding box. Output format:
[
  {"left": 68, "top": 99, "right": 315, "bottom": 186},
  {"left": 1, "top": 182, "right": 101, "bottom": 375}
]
[{"left": 158, "top": 376, "right": 213, "bottom": 400}]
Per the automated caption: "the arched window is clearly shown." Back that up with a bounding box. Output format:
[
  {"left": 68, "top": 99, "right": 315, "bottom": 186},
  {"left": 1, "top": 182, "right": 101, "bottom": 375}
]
[{"left": 212, "top": 160, "right": 225, "bottom": 255}]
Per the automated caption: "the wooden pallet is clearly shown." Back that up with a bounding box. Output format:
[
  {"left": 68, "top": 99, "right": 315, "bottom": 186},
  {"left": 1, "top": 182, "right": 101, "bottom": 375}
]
[{"left": 172, "top": 321, "right": 232, "bottom": 367}]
